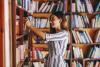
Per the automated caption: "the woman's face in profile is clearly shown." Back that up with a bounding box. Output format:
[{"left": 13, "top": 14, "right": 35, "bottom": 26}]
[{"left": 50, "top": 15, "right": 60, "bottom": 28}]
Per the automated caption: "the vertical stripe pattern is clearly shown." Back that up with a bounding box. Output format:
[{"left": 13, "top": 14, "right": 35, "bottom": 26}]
[{"left": 45, "top": 30, "right": 68, "bottom": 67}]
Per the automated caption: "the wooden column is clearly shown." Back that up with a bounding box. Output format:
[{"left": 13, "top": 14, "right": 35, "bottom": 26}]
[
  {"left": 11, "top": 0, "right": 16, "bottom": 67},
  {"left": 0, "top": 0, "right": 4, "bottom": 67}
]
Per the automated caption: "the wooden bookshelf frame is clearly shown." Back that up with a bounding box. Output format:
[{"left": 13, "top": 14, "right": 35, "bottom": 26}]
[
  {"left": 0, "top": 0, "right": 4, "bottom": 67},
  {"left": 11, "top": 0, "right": 100, "bottom": 67}
]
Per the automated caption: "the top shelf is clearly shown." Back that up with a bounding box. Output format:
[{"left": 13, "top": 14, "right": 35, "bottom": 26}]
[
  {"left": 16, "top": 6, "right": 52, "bottom": 18},
  {"left": 17, "top": 6, "right": 100, "bottom": 18}
]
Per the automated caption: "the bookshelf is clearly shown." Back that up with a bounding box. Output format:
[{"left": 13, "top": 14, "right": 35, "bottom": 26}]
[
  {"left": 11, "top": 0, "right": 100, "bottom": 67},
  {"left": 71, "top": 0, "right": 100, "bottom": 67},
  {"left": 11, "top": 0, "right": 32, "bottom": 67}
]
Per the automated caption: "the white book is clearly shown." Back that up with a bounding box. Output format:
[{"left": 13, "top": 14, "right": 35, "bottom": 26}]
[
  {"left": 80, "top": 49, "right": 83, "bottom": 58},
  {"left": 76, "top": 0, "right": 81, "bottom": 12},
  {"left": 80, "top": 32, "right": 86, "bottom": 43},
  {"left": 79, "top": 16, "right": 84, "bottom": 28},
  {"left": 85, "top": 16, "right": 90, "bottom": 27},
  {"left": 45, "top": 5, "right": 51, "bottom": 12},
  {"left": 74, "top": 15, "right": 79, "bottom": 28},
  {"left": 82, "top": 3, "right": 85, "bottom": 12},
  {"left": 72, "top": 31, "right": 78, "bottom": 43},
  {"left": 40, "top": 19, "right": 47, "bottom": 28},
  {"left": 33, "top": 62, "right": 40, "bottom": 67},
  {"left": 59, "top": 2, "right": 63, "bottom": 11},
  {"left": 77, "top": 47, "right": 81, "bottom": 58},
  {"left": 83, "top": 32, "right": 90, "bottom": 43},
  {"left": 16, "top": 47, "right": 20, "bottom": 65},
  {"left": 80, "top": 2, "right": 83, "bottom": 12},
  {"left": 92, "top": 18, "right": 95, "bottom": 28},
  {"left": 72, "top": 3, "right": 76, "bottom": 12},
  {"left": 76, "top": 31, "right": 83, "bottom": 43},
  {"left": 73, "top": 47, "right": 77, "bottom": 58},
  {"left": 46, "top": 19, "right": 50, "bottom": 28},
  {"left": 49, "top": 2, "right": 55, "bottom": 12},
  {"left": 41, "top": 2, "right": 49, "bottom": 12},
  {"left": 85, "top": 0, "right": 93, "bottom": 13},
  {"left": 96, "top": 2, "right": 100, "bottom": 12},
  {"left": 36, "top": 1, "right": 39, "bottom": 12},
  {"left": 96, "top": 16, "right": 100, "bottom": 28},
  {"left": 85, "top": 31, "right": 93, "bottom": 43},
  {"left": 91, "top": 47, "right": 96, "bottom": 58},
  {"left": 94, "top": 47, "right": 100, "bottom": 58},
  {"left": 38, "top": 3, "right": 46, "bottom": 12},
  {"left": 56, "top": 1, "right": 60, "bottom": 12},
  {"left": 31, "top": 17, "right": 35, "bottom": 27},
  {"left": 36, "top": 18, "right": 41, "bottom": 28},
  {"left": 20, "top": 45, "right": 25, "bottom": 61},
  {"left": 81, "top": 16, "right": 85, "bottom": 28},
  {"left": 95, "top": 31, "right": 100, "bottom": 42}
]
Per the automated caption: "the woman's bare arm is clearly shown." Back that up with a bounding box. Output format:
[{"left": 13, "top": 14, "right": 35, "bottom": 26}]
[{"left": 26, "top": 20, "right": 46, "bottom": 40}]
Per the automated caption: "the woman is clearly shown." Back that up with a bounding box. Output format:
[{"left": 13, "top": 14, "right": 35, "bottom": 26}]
[{"left": 26, "top": 11, "right": 69, "bottom": 67}]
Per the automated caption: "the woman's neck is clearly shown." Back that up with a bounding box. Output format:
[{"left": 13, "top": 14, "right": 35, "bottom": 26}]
[{"left": 55, "top": 27, "right": 61, "bottom": 32}]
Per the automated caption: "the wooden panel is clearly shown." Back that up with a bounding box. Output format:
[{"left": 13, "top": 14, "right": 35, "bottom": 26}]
[
  {"left": 32, "top": 13, "right": 51, "bottom": 18},
  {"left": 11, "top": 0, "right": 16, "bottom": 67},
  {"left": 0, "top": 0, "right": 4, "bottom": 67}
]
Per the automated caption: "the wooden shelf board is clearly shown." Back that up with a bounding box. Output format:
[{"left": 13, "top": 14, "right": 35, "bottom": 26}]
[
  {"left": 32, "top": 28, "right": 50, "bottom": 32},
  {"left": 72, "top": 43, "right": 100, "bottom": 46},
  {"left": 84, "top": 58, "right": 100, "bottom": 61},
  {"left": 32, "top": 59, "right": 44, "bottom": 62},
  {"left": 32, "top": 44, "right": 48, "bottom": 48},
  {"left": 32, "top": 13, "right": 51, "bottom": 18},
  {"left": 72, "top": 12, "right": 100, "bottom": 15},
  {"left": 73, "top": 28, "right": 100, "bottom": 31}
]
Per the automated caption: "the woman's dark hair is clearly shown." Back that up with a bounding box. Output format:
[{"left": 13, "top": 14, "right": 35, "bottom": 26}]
[{"left": 50, "top": 11, "right": 67, "bottom": 33}]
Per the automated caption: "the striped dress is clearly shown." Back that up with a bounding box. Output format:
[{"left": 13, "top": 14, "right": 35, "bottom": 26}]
[{"left": 45, "top": 30, "right": 68, "bottom": 67}]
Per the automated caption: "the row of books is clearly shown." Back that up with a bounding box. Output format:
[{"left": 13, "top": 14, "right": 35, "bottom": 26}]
[
  {"left": 31, "top": 1, "right": 64, "bottom": 13},
  {"left": 72, "top": 61, "right": 82, "bottom": 67},
  {"left": 65, "top": 49, "right": 71, "bottom": 59},
  {"left": 16, "top": 41, "right": 28, "bottom": 66},
  {"left": 72, "top": 30, "right": 93, "bottom": 44},
  {"left": 88, "top": 46, "right": 100, "bottom": 58},
  {"left": 86, "top": 61, "right": 100, "bottom": 67},
  {"left": 94, "top": 30, "right": 100, "bottom": 43},
  {"left": 17, "top": 0, "right": 64, "bottom": 13},
  {"left": 31, "top": 48, "right": 48, "bottom": 60},
  {"left": 17, "top": 0, "right": 31, "bottom": 11},
  {"left": 92, "top": 14, "right": 100, "bottom": 28},
  {"left": 28, "top": 16, "right": 50, "bottom": 28},
  {"left": 71, "top": 15, "right": 90, "bottom": 28},
  {"left": 72, "top": 0, "right": 94, "bottom": 13},
  {"left": 73, "top": 47, "right": 83, "bottom": 58},
  {"left": 16, "top": 45, "right": 26, "bottom": 65}
]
